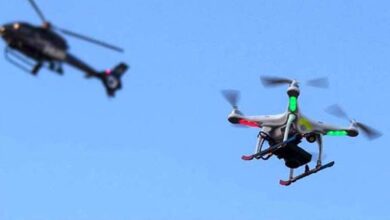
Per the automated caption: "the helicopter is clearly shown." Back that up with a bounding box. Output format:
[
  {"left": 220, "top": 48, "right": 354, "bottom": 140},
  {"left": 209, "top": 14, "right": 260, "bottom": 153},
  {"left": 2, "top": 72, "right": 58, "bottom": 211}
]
[
  {"left": 0, "top": 0, "right": 128, "bottom": 97},
  {"left": 222, "top": 76, "right": 382, "bottom": 186}
]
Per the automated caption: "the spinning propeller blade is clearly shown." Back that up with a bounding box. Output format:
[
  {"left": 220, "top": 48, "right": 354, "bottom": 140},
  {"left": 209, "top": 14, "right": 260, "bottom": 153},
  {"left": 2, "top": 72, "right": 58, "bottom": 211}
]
[
  {"left": 355, "top": 122, "right": 382, "bottom": 140},
  {"left": 306, "top": 77, "right": 329, "bottom": 88},
  {"left": 324, "top": 104, "right": 349, "bottom": 120},
  {"left": 260, "top": 76, "right": 292, "bottom": 87},
  {"left": 221, "top": 89, "right": 240, "bottom": 109},
  {"left": 222, "top": 90, "right": 247, "bottom": 128},
  {"left": 54, "top": 26, "right": 124, "bottom": 53},
  {"left": 27, "top": 0, "right": 124, "bottom": 53},
  {"left": 260, "top": 76, "right": 329, "bottom": 88},
  {"left": 28, "top": 0, "right": 47, "bottom": 23},
  {"left": 325, "top": 104, "right": 382, "bottom": 140}
]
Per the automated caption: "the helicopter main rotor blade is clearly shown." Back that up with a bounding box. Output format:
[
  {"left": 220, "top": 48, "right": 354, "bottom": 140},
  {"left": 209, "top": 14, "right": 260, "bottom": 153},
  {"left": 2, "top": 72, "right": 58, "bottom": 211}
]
[
  {"left": 221, "top": 90, "right": 240, "bottom": 108},
  {"left": 306, "top": 77, "right": 329, "bottom": 89},
  {"left": 260, "top": 76, "right": 292, "bottom": 87},
  {"left": 355, "top": 122, "right": 382, "bottom": 140},
  {"left": 28, "top": 0, "right": 47, "bottom": 23},
  {"left": 55, "top": 27, "right": 124, "bottom": 53}
]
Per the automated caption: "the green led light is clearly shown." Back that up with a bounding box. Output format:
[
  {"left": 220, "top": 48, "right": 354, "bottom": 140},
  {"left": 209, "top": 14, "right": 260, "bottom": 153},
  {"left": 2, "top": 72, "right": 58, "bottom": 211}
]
[
  {"left": 327, "top": 130, "right": 348, "bottom": 136},
  {"left": 289, "top": 96, "right": 297, "bottom": 112}
]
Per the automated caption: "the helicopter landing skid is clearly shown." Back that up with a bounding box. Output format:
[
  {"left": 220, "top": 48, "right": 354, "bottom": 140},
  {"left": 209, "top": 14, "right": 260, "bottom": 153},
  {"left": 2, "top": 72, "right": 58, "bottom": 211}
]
[
  {"left": 4, "top": 47, "right": 63, "bottom": 75},
  {"left": 4, "top": 47, "right": 36, "bottom": 74},
  {"left": 241, "top": 135, "right": 301, "bottom": 161},
  {"left": 279, "top": 161, "right": 335, "bottom": 186}
]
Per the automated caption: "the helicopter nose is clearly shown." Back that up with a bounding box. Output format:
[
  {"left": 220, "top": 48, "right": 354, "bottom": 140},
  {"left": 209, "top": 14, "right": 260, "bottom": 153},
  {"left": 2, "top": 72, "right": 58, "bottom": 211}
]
[{"left": 0, "top": 26, "right": 5, "bottom": 35}]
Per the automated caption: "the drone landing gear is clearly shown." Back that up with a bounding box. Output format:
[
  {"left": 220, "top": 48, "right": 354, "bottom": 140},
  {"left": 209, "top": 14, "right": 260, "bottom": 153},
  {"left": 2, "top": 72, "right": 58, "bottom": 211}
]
[
  {"left": 279, "top": 161, "right": 335, "bottom": 186},
  {"left": 241, "top": 134, "right": 300, "bottom": 161}
]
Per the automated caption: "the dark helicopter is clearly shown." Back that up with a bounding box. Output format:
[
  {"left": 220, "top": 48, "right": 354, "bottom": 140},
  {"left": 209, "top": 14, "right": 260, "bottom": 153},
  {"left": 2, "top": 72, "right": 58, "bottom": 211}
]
[{"left": 0, "top": 0, "right": 128, "bottom": 97}]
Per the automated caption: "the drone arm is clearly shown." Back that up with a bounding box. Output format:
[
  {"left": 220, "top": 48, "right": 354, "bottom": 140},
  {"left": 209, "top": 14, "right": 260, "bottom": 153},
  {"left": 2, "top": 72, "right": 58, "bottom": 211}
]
[
  {"left": 315, "top": 134, "right": 323, "bottom": 166},
  {"left": 228, "top": 112, "right": 287, "bottom": 128},
  {"left": 283, "top": 114, "right": 296, "bottom": 141},
  {"left": 308, "top": 119, "right": 358, "bottom": 137}
]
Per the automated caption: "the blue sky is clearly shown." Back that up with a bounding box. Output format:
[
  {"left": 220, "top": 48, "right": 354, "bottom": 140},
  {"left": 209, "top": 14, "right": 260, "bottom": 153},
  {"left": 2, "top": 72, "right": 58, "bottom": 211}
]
[{"left": 0, "top": 0, "right": 389, "bottom": 219}]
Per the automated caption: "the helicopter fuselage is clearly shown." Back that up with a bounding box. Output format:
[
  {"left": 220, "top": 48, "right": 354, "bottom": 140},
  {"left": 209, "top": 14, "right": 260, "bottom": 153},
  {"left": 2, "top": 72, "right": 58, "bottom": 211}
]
[
  {"left": 1, "top": 22, "right": 68, "bottom": 62},
  {"left": 1, "top": 22, "right": 101, "bottom": 76}
]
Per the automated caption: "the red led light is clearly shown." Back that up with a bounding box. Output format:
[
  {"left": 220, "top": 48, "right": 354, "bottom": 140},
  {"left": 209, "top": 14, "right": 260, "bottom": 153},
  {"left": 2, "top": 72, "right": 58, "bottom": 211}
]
[
  {"left": 105, "top": 69, "right": 112, "bottom": 75},
  {"left": 239, "top": 119, "right": 259, "bottom": 128}
]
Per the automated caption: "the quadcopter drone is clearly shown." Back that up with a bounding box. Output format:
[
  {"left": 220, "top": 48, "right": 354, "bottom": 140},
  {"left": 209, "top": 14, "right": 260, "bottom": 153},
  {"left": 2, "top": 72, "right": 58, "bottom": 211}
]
[
  {"left": 0, "top": 0, "right": 128, "bottom": 96},
  {"left": 223, "top": 76, "right": 382, "bottom": 186}
]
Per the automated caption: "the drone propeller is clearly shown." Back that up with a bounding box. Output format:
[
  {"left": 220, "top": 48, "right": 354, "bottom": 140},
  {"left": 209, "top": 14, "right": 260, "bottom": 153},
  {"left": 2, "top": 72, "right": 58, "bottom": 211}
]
[
  {"left": 222, "top": 90, "right": 249, "bottom": 128},
  {"left": 221, "top": 89, "right": 240, "bottom": 109},
  {"left": 28, "top": 0, "right": 124, "bottom": 53},
  {"left": 325, "top": 104, "right": 382, "bottom": 140},
  {"left": 260, "top": 76, "right": 329, "bottom": 89},
  {"left": 260, "top": 76, "right": 293, "bottom": 87},
  {"left": 306, "top": 77, "right": 329, "bottom": 88},
  {"left": 324, "top": 104, "right": 349, "bottom": 120}
]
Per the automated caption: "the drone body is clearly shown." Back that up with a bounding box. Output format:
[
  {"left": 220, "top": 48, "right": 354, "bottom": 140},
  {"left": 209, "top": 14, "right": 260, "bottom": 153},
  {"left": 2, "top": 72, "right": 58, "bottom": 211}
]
[
  {"left": 223, "top": 76, "right": 381, "bottom": 186},
  {"left": 0, "top": 0, "right": 128, "bottom": 97}
]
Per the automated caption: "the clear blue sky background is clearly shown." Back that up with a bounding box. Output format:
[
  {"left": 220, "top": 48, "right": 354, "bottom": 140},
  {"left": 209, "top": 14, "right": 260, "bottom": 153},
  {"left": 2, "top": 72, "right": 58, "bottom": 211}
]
[{"left": 0, "top": 0, "right": 389, "bottom": 219}]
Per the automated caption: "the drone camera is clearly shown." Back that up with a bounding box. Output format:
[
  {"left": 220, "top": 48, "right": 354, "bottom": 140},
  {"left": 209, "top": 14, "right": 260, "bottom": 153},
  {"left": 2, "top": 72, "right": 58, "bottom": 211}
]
[{"left": 305, "top": 133, "right": 316, "bottom": 143}]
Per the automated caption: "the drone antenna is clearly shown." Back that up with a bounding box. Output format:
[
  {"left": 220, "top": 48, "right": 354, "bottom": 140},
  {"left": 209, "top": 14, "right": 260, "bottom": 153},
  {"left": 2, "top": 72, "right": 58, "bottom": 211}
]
[{"left": 28, "top": 0, "right": 47, "bottom": 24}]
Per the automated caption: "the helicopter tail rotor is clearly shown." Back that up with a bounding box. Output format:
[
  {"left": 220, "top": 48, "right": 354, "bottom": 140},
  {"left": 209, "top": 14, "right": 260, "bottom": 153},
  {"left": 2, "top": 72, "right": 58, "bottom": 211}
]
[
  {"left": 325, "top": 104, "right": 382, "bottom": 140},
  {"left": 260, "top": 76, "right": 329, "bottom": 89},
  {"left": 95, "top": 63, "right": 128, "bottom": 97}
]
